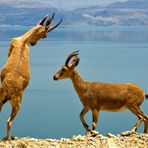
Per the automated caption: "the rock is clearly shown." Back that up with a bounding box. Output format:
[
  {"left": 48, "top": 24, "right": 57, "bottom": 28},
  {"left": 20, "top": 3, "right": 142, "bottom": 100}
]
[
  {"left": 0, "top": 132, "right": 147, "bottom": 148},
  {"left": 72, "top": 135, "right": 85, "bottom": 141},
  {"left": 88, "top": 136, "right": 94, "bottom": 141},
  {"left": 121, "top": 130, "right": 135, "bottom": 136},
  {"left": 107, "top": 133, "right": 117, "bottom": 138}
]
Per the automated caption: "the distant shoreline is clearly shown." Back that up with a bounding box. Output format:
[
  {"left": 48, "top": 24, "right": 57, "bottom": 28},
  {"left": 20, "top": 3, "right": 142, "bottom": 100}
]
[{"left": 1, "top": 24, "right": 148, "bottom": 29}]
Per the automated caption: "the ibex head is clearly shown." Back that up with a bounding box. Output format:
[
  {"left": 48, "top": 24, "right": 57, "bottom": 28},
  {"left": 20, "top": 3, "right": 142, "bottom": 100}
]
[
  {"left": 30, "top": 13, "right": 62, "bottom": 46},
  {"left": 53, "top": 50, "right": 80, "bottom": 80}
]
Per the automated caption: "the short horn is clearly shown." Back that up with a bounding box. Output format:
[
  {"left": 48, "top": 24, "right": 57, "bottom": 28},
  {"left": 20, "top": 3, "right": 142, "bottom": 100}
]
[
  {"left": 38, "top": 15, "right": 48, "bottom": 25},
  {"left": 48, "top": 19, "right": 62, "bottom": 32},
  {"left": 65, "top": 50, "right": 79, "bottom": 66}
]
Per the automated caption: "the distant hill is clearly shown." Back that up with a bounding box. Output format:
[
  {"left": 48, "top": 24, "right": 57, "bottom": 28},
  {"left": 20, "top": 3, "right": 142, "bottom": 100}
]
[
  {"left": 0, "top": 0, "right": 148, "bottom": 26},
  {"left": 0, "top": 3, "right": 58, "bottom": 26},
  {"left": 107, "top": 0, "right": 148, "bottom": 9},
  {"left": 75, "top": 0, "right": 148, "bottom": 26}
]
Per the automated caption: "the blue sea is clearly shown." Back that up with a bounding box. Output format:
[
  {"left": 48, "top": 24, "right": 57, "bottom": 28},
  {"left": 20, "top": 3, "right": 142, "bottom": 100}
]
[{"left": 0, "top": 26, "right": 148, "bottom": 139}]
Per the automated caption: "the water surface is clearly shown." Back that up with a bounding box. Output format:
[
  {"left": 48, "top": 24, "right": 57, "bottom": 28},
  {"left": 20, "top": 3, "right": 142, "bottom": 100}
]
[{"left": 0, "top": 26, "right": 148, "bottom": 139}]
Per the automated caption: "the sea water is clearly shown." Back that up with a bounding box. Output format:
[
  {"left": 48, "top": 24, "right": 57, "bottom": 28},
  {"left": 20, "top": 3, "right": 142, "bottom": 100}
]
[{"left": 0, "top": 26, "right": 148, "bottom": 139}]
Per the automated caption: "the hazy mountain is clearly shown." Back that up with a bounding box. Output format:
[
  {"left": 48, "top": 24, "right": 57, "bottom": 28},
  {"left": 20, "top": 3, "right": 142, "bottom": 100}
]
[
  {"left": 0, "top": 0, "right": 148, "bottom": 26},
  {"left": 107, "top": 0, "right": 148, "bottom": 9},
  {"left": 75, "top": 0, "right": 148, "bottom": 26},
  {"left": 0, "top": 3, "right": 58, "bottom": 26}
]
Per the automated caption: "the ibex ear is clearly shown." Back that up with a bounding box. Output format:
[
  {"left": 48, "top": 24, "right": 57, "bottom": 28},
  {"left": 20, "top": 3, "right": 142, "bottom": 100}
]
[
  {"left": 38, "top": 15, "right": 48, "bottom": 25},
  {"left": 69, "top": 56, "right": 80, "bottom": 69},
  {"left": 65, "top": 50, "right": 79, "bottom": 67},
  {"left": 75, "top": 57, "right": 80, "bottom": 67}
]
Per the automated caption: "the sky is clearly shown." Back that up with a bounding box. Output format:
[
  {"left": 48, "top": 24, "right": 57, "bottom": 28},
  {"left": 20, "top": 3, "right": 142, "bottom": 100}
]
[
  {"left": 0, "top": 0, "right": 128, "bottom": 10},
  {"left": 44, "top": 0, "right": 128, "bottom": 9}
]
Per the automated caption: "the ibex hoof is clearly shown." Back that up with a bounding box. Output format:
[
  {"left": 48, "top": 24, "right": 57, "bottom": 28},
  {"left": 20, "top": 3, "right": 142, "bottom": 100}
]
[
  {"left": 144, "top": 130, "right": 148, "bottom": 134},
  {"left": 86, "top": 129, "right": 91, "bottom": 136},
  {"left": 1, "top": 136, "right": 17, "bottom": 141},
  {"left": 90, "top": 130, "right": 99, "bottom": 137},
  {"left": 86, "top": 130, "right": 99, "bottom": 137},
  {"left": 121, "top": 130, "right": 136, "bottom": 136}
]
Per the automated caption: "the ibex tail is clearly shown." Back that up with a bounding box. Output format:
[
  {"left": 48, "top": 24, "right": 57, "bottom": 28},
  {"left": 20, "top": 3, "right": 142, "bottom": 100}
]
[{"left": 145, "top": 93, "right": 148, "bottom": 99}]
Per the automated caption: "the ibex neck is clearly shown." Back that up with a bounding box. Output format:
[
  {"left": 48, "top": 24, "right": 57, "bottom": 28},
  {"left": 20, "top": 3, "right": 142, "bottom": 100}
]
[
  {"left": 70, "top": 70, "right": 87, "bottom": 96},
  {"left": 20, "top": 25, "right": 41, "bottom": 43}
]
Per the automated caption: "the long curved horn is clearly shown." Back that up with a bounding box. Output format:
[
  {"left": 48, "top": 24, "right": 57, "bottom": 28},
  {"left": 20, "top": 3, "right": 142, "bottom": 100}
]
[
  {"left": 38, "top": 15, "right": 48, "bottom": 25},
  {"left": 48, "top": 19, "right": 62, "bottom": 32},
  {"left": 65, "top": 50, "right": 79, "bottom": 66}
]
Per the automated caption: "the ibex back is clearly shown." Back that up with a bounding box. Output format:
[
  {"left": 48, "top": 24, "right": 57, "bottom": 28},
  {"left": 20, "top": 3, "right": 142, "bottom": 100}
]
[
  {"left": 53, "top": 51, "right": 148, "bottom": 135},
  {"left": 0, "top": 14, "right": 62, "bottom": 140}
]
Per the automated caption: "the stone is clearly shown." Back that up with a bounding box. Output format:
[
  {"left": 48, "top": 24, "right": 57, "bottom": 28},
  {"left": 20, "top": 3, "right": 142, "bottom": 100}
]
[{"left": 0, "top": 132, "right": 147, "bottom": 148}]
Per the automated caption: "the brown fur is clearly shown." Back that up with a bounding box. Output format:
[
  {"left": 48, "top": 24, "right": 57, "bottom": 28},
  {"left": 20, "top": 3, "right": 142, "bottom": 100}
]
[
  {"left": 53, "top": 51, "right": 148, "bottom": 135},
  {"left": 0, "top": 15, "right": 61, "bottom": 140}
]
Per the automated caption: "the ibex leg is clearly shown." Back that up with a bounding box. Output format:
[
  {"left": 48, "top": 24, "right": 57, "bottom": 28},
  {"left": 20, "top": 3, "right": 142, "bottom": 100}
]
[
  {"left": 79, "top": 107, "right": 90, "bottom": 133},
  {"left": 6, "top": 96, "right": 22, "bottom": 141},
  {"left": 129, "top": 106, "right": 148, "bottom": 133},
  {"left": 0, "top": 86, "right": 6, "bottom": 112},
  {"left": 92, "top": 109, "right": 99, "bottom": 131}
]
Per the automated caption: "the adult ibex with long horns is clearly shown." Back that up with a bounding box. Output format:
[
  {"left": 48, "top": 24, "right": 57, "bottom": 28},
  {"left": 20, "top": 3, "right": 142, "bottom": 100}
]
[
  {"left": 53, "top": 51, "right": 148, "bottom": 135},
  {"left": 0, "top": 14, "right": 62, "bottom": 140}
]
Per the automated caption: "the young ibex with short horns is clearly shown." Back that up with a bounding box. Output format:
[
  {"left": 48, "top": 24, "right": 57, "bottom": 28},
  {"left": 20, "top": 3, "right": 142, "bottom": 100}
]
[
  {"left": 53, "top": 51, "right": 148, "bottom": 135},
  {"left": 0, "top": 14, "right": 62, "bottom": 140}
]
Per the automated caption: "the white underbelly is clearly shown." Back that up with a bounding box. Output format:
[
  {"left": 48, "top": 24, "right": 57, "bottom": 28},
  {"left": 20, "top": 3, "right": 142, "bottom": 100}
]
[{"left": 100, "top": 106, "right": 126, "bottom": 112}]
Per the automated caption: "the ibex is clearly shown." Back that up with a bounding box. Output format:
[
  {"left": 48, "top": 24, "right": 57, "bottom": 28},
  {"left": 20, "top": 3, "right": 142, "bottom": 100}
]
[
  {"left": 0, "top": 14, "right": 62, "bottom": 140},
  {"left": 53, "top": 51, "right": 148, "bottom": 135}
]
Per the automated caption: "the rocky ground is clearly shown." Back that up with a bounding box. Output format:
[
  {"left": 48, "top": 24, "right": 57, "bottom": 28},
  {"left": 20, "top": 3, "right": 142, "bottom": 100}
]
[{"left": 0, "top": 132, "right": 147, "bottom": 148}]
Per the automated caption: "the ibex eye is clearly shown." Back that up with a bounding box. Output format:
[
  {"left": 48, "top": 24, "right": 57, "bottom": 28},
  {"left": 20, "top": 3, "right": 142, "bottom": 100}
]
[
  {"left": 43, "top": 35, "right": 47, "bottom": 39},
  {"left": 62, "top": 68, "right": 66, "bottom": 72}
]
